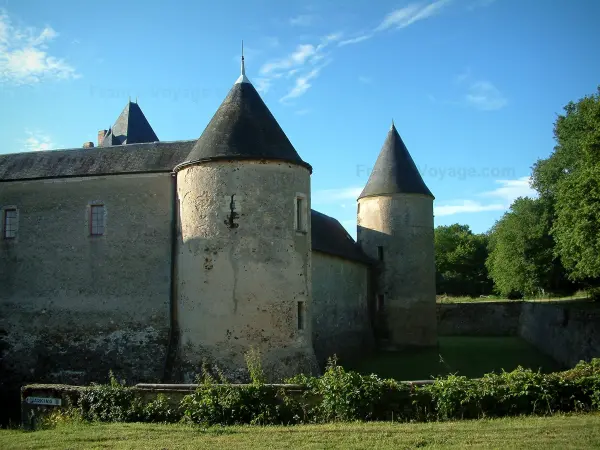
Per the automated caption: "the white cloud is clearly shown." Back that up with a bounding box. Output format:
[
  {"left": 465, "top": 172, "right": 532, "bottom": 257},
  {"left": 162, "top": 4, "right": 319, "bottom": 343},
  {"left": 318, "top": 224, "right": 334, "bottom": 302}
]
[
  {"left": 481, "top": 177, "right": 536, "bottom": 203},
  {"left": 260, "top": 44, "right": 317, "bottom": 75},
  {"left": 312, "top": 187, "right": 363, "bottom": 205},
  {"left": 295, "top": 108, "right": 311, "bottom": 115},
  {"left": 435, "top": 200, "right": 505, "bottom": 217},
  {"left": 253, "top": 77, "right": 271, "bottom": 94},
  {"left": 375, "top": 0, "right": 452, "bottom": 32},
  {"left": 465, "top": 80, "right": 507, "bottom": 111},
  {"left": 0, "top": 9, "right": 79, "bottom": 85},
  {"left": 338, "top": 34, "right": 373, "bottom": 46},
  {"left": 435, "top": 177, "right": 536, "bottom": 217},
  {"left": 289, "top": 14, "right": 317, "bottom": 27},
  {"left": 280, "top": 66, "right": 323, "bottom": 102},
  {"left": 21, "top": 130, "right": 55, "bottom": 152}
]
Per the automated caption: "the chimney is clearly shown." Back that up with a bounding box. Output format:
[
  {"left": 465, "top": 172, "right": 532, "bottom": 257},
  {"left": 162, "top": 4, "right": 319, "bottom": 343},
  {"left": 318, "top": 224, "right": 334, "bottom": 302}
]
[
  {"left": 83, "top": 141, "right": 95, "bottom": 148},
  {"left": 98, "top": 129, "right": 108, "bottom": 147}
]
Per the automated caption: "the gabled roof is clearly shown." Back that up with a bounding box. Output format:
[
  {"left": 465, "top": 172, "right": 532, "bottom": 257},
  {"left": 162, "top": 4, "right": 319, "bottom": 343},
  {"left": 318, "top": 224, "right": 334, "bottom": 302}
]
[
  {"left": 0, "top": 141, "right": 193, "bottom": 181},
  {"left": 359, "top": 123, "right": 433, "bottom": 199},
  {"left": 176, "top": 77, "right": 311, "bottom": 172},
  {"left": 311, "top": 210, "right": 372, "bottom": 264},
  {"left": 101, "top": 102, "right": 159, "bottom": 146}
]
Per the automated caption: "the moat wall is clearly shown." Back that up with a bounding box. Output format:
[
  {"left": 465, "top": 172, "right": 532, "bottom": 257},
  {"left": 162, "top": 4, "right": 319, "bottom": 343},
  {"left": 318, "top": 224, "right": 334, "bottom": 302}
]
[{"left": 437, "top": 301, "right": 600, "bottom": 367}]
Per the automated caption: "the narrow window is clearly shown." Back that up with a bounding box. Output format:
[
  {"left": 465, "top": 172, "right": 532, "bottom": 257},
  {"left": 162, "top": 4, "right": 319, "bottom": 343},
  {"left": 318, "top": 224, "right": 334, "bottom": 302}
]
[
  {"left": 377, "top": 294, "right": 384, "bottom": 312},
  {"left": 297, "top": 301, "right": 306, "bottom": 330},
  {"left": 377, "top": 246, "right": 384, "bottom": 261},
  {"left": 295, "top": 195, "right": 306, "bottom": 232},
  {"left": 3, "top": 208, "right": 17, "bottom": 239},
  {"left": 90, "top": 205, "right": 105, "bottom": 236}
]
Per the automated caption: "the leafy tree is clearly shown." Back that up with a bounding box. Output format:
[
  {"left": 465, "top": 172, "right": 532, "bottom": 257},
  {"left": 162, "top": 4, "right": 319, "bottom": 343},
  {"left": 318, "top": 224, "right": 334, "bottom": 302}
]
[
  {"left": 434, "top": 224, "right": 492, "bottom": 297},
  {"left": 486, "top": 197, "right": 573, "bottom": 298},
  {"left": 532, "top": 88, "right": 600, "bottom": 280}
]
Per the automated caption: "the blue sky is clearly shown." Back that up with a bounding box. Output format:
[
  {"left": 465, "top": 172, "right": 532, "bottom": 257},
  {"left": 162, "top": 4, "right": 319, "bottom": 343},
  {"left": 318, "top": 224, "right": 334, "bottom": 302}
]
[{"left": 1, "top": 0, "right": 599, "bottom": 237}]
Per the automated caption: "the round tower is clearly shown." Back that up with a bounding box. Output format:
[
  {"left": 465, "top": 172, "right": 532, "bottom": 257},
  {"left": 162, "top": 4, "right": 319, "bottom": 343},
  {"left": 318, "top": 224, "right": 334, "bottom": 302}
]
[
  {"left": 357, "top": 123, "right": 437, "bottom": 348},
  {"left": 173, "top": 57, "right": 318, "bottom": 381}
]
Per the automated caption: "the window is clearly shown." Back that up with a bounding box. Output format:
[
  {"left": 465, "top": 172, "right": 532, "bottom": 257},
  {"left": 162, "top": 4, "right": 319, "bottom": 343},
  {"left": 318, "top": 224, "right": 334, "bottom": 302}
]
[
  {"left": 90, "top": 204, "right": 105, "bottom": 236},
  {"left": 376, "top": 294, "right": 384, "bottom": 312},
  {"left": 377, "top": 246, "right": 384, "bottom": 261},
  {"left": 297, "top": 301, "right": 306, "bottom": 330},
  {"left": 295, "top": 194, "right": 307, "bottom": 232},
  {"left": 3, "top": 208, "right": 17, "bottom": 239}
]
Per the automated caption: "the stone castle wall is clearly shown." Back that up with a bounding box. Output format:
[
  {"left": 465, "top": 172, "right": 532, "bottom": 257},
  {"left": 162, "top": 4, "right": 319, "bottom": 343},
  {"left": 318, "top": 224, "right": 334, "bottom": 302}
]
[
  {"left": 357, "top": 193, "right": 437, "bottom": 347},
  {"left": 311, "top": 251, "right": 374, "bottom": 365},
  {"left": 0, "top": 173, "right": 174, "bottom": 389}
]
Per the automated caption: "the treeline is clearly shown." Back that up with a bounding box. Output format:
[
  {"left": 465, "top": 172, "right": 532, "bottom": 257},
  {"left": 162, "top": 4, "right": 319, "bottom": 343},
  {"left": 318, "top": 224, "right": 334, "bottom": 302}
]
[{"left": 436, "top": 88, "right": 600, "bottom": 299}]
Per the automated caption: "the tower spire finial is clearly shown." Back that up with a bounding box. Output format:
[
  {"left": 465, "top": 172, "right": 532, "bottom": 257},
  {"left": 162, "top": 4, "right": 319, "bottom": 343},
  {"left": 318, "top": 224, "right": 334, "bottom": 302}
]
[
  {"left": 391, "top": 118, "right": 395, "bottom": 130},
  {"left": 235, "top": 40, "right": 250, "bottom": 84}
]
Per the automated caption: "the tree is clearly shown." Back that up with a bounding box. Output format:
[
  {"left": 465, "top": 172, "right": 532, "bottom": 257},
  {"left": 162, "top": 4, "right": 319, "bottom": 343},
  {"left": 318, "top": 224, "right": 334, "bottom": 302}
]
[
  {"left": 434, "top": 224, "right": 492, "bottom": 297},
  {"left": 532, "top": 87, "right": 600, "bottom": 280},
  {"left": 486, "top": 197, "right": 573, "bottom": 298}
]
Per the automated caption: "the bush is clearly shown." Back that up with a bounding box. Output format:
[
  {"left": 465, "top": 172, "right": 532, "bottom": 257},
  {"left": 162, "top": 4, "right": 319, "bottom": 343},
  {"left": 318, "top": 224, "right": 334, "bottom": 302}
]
[
  {"left": 69, "top": 359, "right": 600, "bottom": 426},
  {"left": 588, "top": 287, "right": 600, "bottom": 302}
]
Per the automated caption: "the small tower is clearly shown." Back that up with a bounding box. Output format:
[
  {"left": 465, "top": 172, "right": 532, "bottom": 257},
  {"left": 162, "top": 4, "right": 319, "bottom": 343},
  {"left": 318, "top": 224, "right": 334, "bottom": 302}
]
[
  {"left": 173, "top": 51, "right": 318, "bottom": 381},
  {"left": 357, "top": 123, "right": 437, "bottom": 348}
]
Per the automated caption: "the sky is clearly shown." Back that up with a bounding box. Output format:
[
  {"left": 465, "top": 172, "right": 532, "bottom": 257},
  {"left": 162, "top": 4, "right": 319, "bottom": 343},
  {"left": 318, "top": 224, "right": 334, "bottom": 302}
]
[{"left": 1, "top": 0, "right": 599, "bottom": 237}]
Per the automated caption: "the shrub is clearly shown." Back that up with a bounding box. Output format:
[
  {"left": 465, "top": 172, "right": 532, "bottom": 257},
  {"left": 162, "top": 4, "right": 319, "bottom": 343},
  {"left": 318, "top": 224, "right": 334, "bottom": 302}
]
[
  {"left": 588, "top": 287, "right": 600, "bottom": 302},
  {"left": 69, "top": 359, "right": 600, "bottom": 426}
]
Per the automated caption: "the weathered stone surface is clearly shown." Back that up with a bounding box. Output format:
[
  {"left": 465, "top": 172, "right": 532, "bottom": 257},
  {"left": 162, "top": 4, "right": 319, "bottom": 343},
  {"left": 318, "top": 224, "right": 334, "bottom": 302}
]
[
  {"left": 175, "top": 160, "right": 318, "bottom": 382},
  {"left": 311, "top": 251, "right": 374, "bottom": 365},
  {"left": 437, "top": 302, "right": 522, "bottom": 336},
  {"left": 0, "top": 173, "right": 173, "bottom": 389},
  {"left": 519, "top": 302, "right": 600, "bottom": 368},
  {"left": 357, "top": 193, "right": 437, "bottom": 347}
]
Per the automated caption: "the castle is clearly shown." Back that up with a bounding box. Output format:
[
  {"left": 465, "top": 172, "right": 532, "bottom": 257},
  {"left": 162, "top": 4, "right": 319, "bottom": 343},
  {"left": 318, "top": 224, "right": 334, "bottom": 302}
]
[{"left": 0, "top": 58, "right": 436, "bottom": 384}]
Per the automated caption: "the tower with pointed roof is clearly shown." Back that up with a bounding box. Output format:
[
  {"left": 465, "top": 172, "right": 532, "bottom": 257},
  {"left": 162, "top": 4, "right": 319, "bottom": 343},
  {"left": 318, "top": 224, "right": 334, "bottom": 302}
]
[
  {"left": 173, "top": 53, "right": 318, "bottom": 381},
  {"left": 357, "top": 123, "right": 437, "bottom": 348},
  {"left": 101, "top": 100, "right": 159, "bottom": 146}
]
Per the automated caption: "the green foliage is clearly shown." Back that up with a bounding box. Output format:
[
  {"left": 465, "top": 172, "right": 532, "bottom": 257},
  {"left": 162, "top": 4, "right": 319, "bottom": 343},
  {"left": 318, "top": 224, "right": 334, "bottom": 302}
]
[
  {"left": 65, "top": 360, "right": 600, "bottom": 426},
  {"left": 532, "top": 87, "right": 600, "bottom": 281},
  {"left": 486, "top": 197, "right": 574, "bottom": 298},
  {"left": 589, "top": 287, "right": 600, "bottom": 302},
  {"left": 181, "top": 364, "right": 291, "bottom": 426},
  {"left": 434, "top": 224, "right": 493, "bottom": 297},
  {"left": 76, "top": 371, "right": 182, "bottom": 423}
]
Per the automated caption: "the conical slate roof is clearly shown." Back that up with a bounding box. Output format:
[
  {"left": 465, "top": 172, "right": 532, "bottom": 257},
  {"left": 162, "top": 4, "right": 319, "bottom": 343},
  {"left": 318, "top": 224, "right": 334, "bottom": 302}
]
[
  {"left": 358, "top": 124, "right": 433, "bottom": 199},
  {"left": 101, "top": 102, "right": 159, "bottom": 147},
  {"left": 177, "top": 65, "right": 311, "bottom": 171}
]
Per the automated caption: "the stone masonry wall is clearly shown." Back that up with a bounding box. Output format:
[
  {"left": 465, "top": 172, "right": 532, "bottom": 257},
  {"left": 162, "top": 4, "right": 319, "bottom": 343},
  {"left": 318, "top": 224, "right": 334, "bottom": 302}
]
[
  {"left": 0, "top": 173, "right": 173, "bottom": 392},
  {"left": 311, "top": 251, "right": 374, "bottom": 365},
  {"left": 519, "top": 302, "right": 600, "bottom": 368},
  {"left": 437, "top": 302, "right": 522, "bottom": 336}
]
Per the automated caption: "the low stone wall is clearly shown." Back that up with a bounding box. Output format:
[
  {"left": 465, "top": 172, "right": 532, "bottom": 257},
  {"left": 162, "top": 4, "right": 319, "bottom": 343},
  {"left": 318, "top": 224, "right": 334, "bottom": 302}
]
[
  {"left": 436, "top": 302, "right": 522, "bottom": 336},
  {"left": 437, "top": 300, "right": 600, "bottom": 368},
  {"left": 519, "top": 302, "right": 600, "bottom": 368}
]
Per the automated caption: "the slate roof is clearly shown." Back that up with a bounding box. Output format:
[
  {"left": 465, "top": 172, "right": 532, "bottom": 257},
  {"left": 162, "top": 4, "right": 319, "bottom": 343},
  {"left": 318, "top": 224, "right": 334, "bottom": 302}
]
[
  {"left": 359, "top": 124, "right": 433, "bottom": 199},
  {"left": 101, "top": 102, "right": 159, "bottom": 146},
  {"left": 0, "top": 141, "right": 193, "bottom": 181},
  {"left": 311, "top": 209, "right": 372, "bottom": 264},
  {"left": 176, "top": 82, "right": 311, "bottom": 172}
]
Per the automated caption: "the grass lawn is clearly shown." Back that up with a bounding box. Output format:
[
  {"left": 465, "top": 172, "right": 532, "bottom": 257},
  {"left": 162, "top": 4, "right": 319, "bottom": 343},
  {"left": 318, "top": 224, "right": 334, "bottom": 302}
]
[
  {"left": 1, "top": 414, "right": 599, "bottom": 449},
  {"left": 346, "top": 336, "right": 563, "bottom": 380}
]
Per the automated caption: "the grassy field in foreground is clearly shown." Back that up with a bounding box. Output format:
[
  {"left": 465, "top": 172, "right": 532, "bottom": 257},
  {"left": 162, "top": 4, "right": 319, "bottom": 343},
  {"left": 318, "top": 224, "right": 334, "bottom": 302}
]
[
  {"left": 347, "top": 336, "right": 562, "bottom": 380},
  {"left": 436, "top": 294, "right": 597, "bottom": 308},
  {"left": 2, "top": 414, "right": 599, "bottom": 449}
]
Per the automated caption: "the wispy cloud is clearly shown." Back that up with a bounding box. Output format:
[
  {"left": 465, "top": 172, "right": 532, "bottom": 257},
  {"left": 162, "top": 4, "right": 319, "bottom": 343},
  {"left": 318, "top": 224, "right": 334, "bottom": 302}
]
[
  {"left": 375, "top": 0, "right": 453, "bottom": 32},
  {"left": 465, "top": 80, "right": 507, "bottom": 111},
  {"left": 358, "top": 76, "right": 372, "bottom": 84},
  {"left": 21, "top": 130, "right": 55, "bottom": 152},
  {"left": 295, "top": 108, "right": 311, "bottom": 115},
  {"left": 435, "top": 200, "right": 505, "bottom": 217},
  {"left": 280, "top": 66, "right": 326, "bottom": 102},
  {"left": 338, "top": 34, "right": 373, "bottom": 46},
  {"left": 480, "top": 177, "right": 536, "bottom": 203},
  {"left": 313, "top": 187, "right": 363, "bottom": 205},
  {"left": 289, "top": 14, "right": 317, "bottom": 27},
  {"left": 435, "top": 177, "right": 535, "bottom": 217},
  {"left": 0, "top": 9, "right": 80, "bottom": 85}
]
